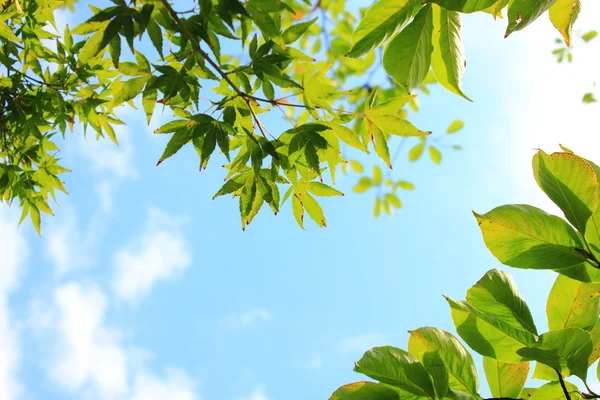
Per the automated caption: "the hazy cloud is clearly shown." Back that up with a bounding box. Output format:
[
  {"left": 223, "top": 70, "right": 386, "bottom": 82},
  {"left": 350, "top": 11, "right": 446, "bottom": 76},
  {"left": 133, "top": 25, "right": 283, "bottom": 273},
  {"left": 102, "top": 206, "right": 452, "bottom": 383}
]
[
  {"left": 113, "top": 208, "right": 191, "bottom": 302},
  {"left": 218, "top": 308, "right": 272, "bottom": 330},
  {"left": 0, "top": 207, "right": 28, "bottom": 400},
  {"left": 337, "top": 333, "right": 388, "bottom": 356}
]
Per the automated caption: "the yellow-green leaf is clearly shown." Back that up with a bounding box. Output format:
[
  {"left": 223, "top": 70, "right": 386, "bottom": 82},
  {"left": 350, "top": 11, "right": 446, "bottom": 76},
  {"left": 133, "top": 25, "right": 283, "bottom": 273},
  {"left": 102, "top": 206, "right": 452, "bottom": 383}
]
[{"left": 549, "top": 0, "right": 581, "bottom": 46}]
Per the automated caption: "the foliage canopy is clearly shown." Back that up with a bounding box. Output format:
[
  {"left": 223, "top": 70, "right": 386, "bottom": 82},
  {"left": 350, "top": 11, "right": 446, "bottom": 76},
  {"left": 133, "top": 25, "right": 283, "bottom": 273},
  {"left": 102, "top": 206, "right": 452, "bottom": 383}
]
[
  {"left": 331, "top": 148, "right": 600, "bottom": 400},
  {"left": 0, "top": 0, "right": 591, "bottom": 233}
]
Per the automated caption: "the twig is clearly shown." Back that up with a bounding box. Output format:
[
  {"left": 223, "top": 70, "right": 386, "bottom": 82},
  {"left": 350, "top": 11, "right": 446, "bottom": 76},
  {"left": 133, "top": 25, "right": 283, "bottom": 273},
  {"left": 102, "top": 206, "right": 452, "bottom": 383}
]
[
  {"left": 160, "top": 0, "right": 242, "bottom": 96},
  {"left": 556, "top": 369, "right": 571, "bottom": 400}
]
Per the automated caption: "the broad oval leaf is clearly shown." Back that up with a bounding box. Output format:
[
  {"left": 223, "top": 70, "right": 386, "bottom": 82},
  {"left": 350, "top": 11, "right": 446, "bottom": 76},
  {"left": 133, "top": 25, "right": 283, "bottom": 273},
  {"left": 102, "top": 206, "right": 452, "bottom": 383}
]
[
  {"left": 431, "top": 5, "right": 471, "bottom": 100},
  {"left": 347, "top": 0, "right": 419, "bottom": 58},
  {"left": 446, "top": 296, "right": 537, "bottom": 362},
  {"left": 383, "top": 5, "right": 434, "bottom": 91},
  {"left": 532, "top": 150, "right": 599, "bottom": 234},
  {"left": 408, "top": 327, "right": 479, "bottom": 398},
  {"left": 547, "top": 274, "right": 600, "bottom": 331},
  {"left": 482, "top": 357, "right": 529, "bottom": 398},
  {"left": 517, "top": 327, "right": 593, "bottom": 381},
  {"left": 421, "top": 351, "right": 449, "bottom": 398},
  {"left": 329, "top": 381, "right": 401, "bottom": 400},
  {"left": 529, "top": 381, "right": 580, "bottom": 400},
  {"left": 354, "top": 346, "right": 436, "bottom": 398},
  {"left": 467, "top": 269, "right": 538, "bottom": 335},
  {"left": 474, "top": 204, "right": 588, "bottom": 271}
]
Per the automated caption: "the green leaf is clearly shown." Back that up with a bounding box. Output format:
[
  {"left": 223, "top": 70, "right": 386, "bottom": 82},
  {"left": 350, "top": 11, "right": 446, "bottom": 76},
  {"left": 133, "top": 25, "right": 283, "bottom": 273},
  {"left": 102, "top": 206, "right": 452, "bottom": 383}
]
[
  {"left": 354, "top": 346, "right": 436, "bottom": 398},
  {"left": 247, "top": 1, "right": 280, "bottom": 38},
  {"left": 147, "top": 19, "right": 163, "bottom": 58},
  {"left": 532, "top": 150, "right": 599, "bottom": 234},
  {"left": 529, "top": 381, "right": 581, "bottom": 400},
  {"left": 474, "top": 204, "right": 588, "bottom": 271},
  {"left": 483, "top": 357, "right": 530, "bottom": 398},
  {"left": 506, "top": 0, "right": 557, "bottom": 36},
  {"left": 429, "top": 146, "right": 441, "bottom": 164},
  {"left": 446, "top": 296, "right": 536, "bottom": 362},
  {"left": 330, "top": 124, "right": 366, "bottom": 152},
  {"left": 368, "top": 96, "right": 416, "bottom": 116},
  {"left": 383, "top": 5, "right": 434, "bottom": 91},
  {"left": 292, "top": 193, "right": 304, "bottom": 229},
  {"left": 29, "top": 203, "right": 41, "bottom": 236},
  {"left": 427, "top": 0, "right": 498, "bottom": 13},
  {"left": 421, "top": 351, "right": 449, "bottom": 398},
  {"left": 354, "top": 177, "right": 373, "bottom": 193},
  {"left": 408, "top": 327, "right": 480, "bottom": 398},
  {"left": 467, "top": 269, "right": 538, "bottom": 335},
  {"left": 306, "top": 182, "right": 344, "bottom": 197},
  {"left": 517, "top": 327, "right": 593, "bottom": 381},
  {"left": 366, "top": 114, "right": 430, "bottom": 137},
  {"left": 549, "top": 0, "right": 581, "bottom": 46},
  {"left": 302, "top": 191, "right": 326, "bottom": 227},
  {"left": 155, "top": 120, "right": 188, "bottom": 134},
  {"left": 531, "top": 359, "right": 558, "bottom": 381},
  {"left": 583, "top": 93, "right": 597, "bottom": 103},
  {"left": 213, "top": 174, "right": 249, "bottom": 199},
  {"left": 446, "top": 270, "right": 537, "bottom": 363},
  {"left": 114, "top": 76, "right": 148, "bottom": 104},
  {"left": 547, "top": 274, "right": 600, "bottom": 331},
  {"left": 350, "top": 161, "right": 364, "bottom": 174},
  {"left": 78, "top": 28, "right": 106, "bottom": 63},
  {"left": 397, "top": 181, "right": 415, "bottom": 190},
  {"left": 347, "top": 0, "right": 418, "bottom": 58},
  {"left": 157, "top": 127, "right": 193, "bottom": 165},
  {"left": 262, "top": 79, "right": 274, "bottom": 100},
  {"left": 430, "top": 6, "right": 471, "bottom": 100},
  {"left": 0, "top": 21, "right": 22, "bottom": 42},
  {"left": 385, "top": 193, "right": 402, "bottom": 208},
  {"left": 446, "top": 120, "right": 464, "bottom": 133},
  {"left": 409, "top": 141, "right": 426, "bottom": 161},
  {"left": 373, "top": 165, "right": 382, "bottom": 185},
  {"left": 108, "top": 34, "right": 121, "bottom": 68},
  {"left": 282, "top": 17, "right": 317, "bottom": 44},
  {"left": 329, "top": 382, "right": 401, "bottom": 400},
  {"left": 372, "top": 127, "right": 392, "bottom": 168},
  {"left": 142, "top": 88, "right": 157, "bottom": 124},
  {"left": 582, "top": 30, "right": 598, "bottom": 42}
]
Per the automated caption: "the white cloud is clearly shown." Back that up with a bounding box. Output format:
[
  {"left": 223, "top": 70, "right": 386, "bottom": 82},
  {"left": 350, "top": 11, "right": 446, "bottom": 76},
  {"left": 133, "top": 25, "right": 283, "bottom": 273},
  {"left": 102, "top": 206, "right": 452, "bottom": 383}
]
[
  {"left": 113, "top": 208, "right": 191, "bottom": 302},
  {"left": 45, "top": 126, "right": 137, "bottom": 275},
  {"left": 77, "top": 128, "right": 138, "bottom": 180},
  {"left": 45, "top": 207, "right": 93, "bottom": 274},
  {"left": 305, "top": 353, "right": 323, "bottom": 369},
  {"left": 31, "top": 281, "right": 200, "bottom": 400},
  {"left": 218, "top": 308, "right": 272, "bottom": 330},
  {"left": 49, "top": 282, "right": 129, "bottom": 397},
  {"left": 337, "top": 333, "right": 389, "bottom": 356},
  {"left": 131, "top": 368, "right": 198, "bottom": 400},
  {"left": 0, "top": 207, "right": 28, "bottom": 400},
  {"left": 236, "top": 385, "right": 270, "bottom": 400}
]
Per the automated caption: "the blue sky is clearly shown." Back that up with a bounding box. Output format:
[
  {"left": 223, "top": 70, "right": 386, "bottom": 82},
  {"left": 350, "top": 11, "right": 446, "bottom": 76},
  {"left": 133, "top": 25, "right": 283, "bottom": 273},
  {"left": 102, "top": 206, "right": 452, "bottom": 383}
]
[{"left": 2, "top": 2, "right": 600, "bottom": 400}]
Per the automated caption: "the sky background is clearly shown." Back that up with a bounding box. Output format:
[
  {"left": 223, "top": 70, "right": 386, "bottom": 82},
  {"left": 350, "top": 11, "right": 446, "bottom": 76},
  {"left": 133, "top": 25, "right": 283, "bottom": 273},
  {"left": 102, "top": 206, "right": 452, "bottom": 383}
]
[{"left": 2, "top": 1, "right": 600, "bottom": 399}]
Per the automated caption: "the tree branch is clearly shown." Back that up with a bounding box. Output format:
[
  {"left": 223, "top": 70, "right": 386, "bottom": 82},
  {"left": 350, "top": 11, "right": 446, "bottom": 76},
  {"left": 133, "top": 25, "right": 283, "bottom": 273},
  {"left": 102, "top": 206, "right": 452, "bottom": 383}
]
[
  {"left": 159, "top": 0, "right": 242, "bottom": 96},
  {"left": 556, "top": 369, "right": 571, "bottom": 400}
]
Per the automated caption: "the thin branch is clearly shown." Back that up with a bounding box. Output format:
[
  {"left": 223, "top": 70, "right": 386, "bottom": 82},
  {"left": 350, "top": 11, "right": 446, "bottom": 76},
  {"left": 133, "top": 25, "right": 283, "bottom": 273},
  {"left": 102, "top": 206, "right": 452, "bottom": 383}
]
[
  {"left": 556, "top": 369, "right": 571, "bottom": 400},
  {"left": 160, "top": 0, "right": 242, "bottom": 96}
]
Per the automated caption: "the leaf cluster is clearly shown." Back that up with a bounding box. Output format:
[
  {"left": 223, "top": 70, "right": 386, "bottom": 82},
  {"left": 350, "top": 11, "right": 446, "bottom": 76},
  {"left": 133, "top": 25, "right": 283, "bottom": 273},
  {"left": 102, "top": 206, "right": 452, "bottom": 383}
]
[
  {"left": 0, "top": 0, "right": 592, "bottom": 232},
  {"left": 331, "top": 147, "right": 600, "bottom": 400}
]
